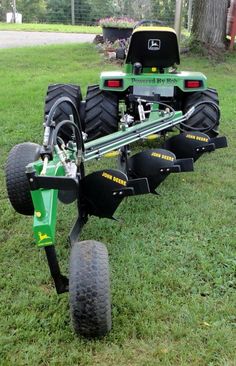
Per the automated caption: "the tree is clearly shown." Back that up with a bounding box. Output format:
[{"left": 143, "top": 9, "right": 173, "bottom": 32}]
[
  {"left": 0, "top": 0, "right": 10, "bottom": 21},
  {"left": 132, "top": 0, "right": 152, "bottom": 20},
  {"left": 46, "top": 0, "right": 71, "bottom": 23},
  {"left": 0, "top": 0, "right": 46, "bottom": 22},
  {"left": 151, "top": 0, "right": 176, "bottom": 25},
  {"left": 191, "top": 0, "right": 229, "bottom": 51},
  {"left": 17, "top": 0, "right": 46, "bottom": 22},
  {"left": 83, "top": 0, "right": 110, "bottom": 23},
  {"left": 74, "top": 0, "right": 92, "bottom": 24}
]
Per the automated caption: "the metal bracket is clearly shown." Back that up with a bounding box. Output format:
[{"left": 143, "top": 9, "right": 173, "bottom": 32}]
[
  {"left": 159, "top": 165, "right": 181, "bottom": 174},
  {"left": 45, "top": 246, "right": 69, "bottom": 294},
  {"left": 27, "top": 173, "right": 79, "bottom": 191},
  {"left": 69, "top": 215, "right": 88, "bottom": 245},
  {"left": 112, "top": 187, "right": 134, "bottom": 198},
  {"left": 210, "top": 136, "right": 228, "bottom": 149},
  {"left": 127, "top": 177, "right": 150, "bottom": 195},
  {"left": 195, "top": 143, "right": 215, "bottom": 154}
]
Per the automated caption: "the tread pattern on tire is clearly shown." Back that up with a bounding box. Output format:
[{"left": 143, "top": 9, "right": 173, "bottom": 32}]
[
  {"left": 44, "top": 83, "right": 82, "bottom": 142},
  {"left": 69, "top": 240, "right": 111, "bottom": 338},
  {"left": 5, "top": 142, "right": 40, "bottom": 215},
  {"left": 84, "top": 85, "right": 119, "bottom": 141},
  {"left": 182, "top": 88, "right": 220, "bottom": 136}
]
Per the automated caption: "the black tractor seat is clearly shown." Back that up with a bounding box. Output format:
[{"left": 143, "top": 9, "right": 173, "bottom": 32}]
[{"left": 126, "top": 26, "right": 180, "bottom": 70}]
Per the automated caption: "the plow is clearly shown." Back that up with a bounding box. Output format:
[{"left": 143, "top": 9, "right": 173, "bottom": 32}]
[{"left": 5, "top": 20, "right": 227, "bottom": 338}]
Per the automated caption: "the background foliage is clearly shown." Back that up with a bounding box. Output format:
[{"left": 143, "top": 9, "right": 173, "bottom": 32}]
[{"left": 0, "top": 0, "right": 189, "bottom": 25}]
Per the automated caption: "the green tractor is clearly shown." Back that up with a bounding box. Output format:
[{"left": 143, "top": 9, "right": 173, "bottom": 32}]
[{"left": 6, "top": 21, "right": 227, "bottom": 338}]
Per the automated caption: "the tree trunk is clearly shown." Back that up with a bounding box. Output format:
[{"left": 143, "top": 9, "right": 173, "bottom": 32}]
[
  {"left": 187, "top": 0, "right": 193, "bottom": 32},
  {"left": 191, "top": 0, "right": 228, "bottom": 50}
]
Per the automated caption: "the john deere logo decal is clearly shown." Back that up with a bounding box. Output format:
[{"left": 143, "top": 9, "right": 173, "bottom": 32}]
[
  {"left": 148, "top": 39, "right": 161, "bottom": 51},
  {"left": 38, "top": 232, "right": 52, "bottom": 243}
]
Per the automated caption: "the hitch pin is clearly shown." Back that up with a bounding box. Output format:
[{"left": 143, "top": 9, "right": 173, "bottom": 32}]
[
  {"left": 43, "top": 126, "right": 51, "bottom": 147},
  {"left": 41, "top": 156, "right": 49, "bottom": 176},
  {"left": 137, "top": 98, "right": 146, "bottom": 122}
]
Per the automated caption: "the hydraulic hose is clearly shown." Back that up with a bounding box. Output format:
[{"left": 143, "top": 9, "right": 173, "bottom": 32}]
[
  {"left": 52, "top": 120, "right": 83, "bottom": 152},
  {"left": 43, "top": 96, "right": 84, "bottom": 151},
  {"left": 178, "top": 101, "right": 220, "bottom": 133}
]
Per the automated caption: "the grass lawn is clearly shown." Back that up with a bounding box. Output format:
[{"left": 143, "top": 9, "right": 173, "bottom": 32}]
[
  {"left": 0, "top": 22, "right": 101, "bottom": 34},
  {"left": 0, "top": 43, "right": 236, "bottom": 365}
]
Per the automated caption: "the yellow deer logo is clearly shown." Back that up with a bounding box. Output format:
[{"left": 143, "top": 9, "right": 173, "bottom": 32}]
[{"left": 38, "top": 232, "right": 51, "bottom": 243}]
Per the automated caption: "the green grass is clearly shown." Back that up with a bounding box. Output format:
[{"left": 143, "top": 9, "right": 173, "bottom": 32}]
[
  {"left": 0, "top": 22, "right": 101, "bottom": 33},
  {"left": 0, "top": 44, "right": 236, "bottom": 365}
]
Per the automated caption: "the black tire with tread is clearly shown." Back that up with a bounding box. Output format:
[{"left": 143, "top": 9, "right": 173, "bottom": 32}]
[
  {"left": 84, "top": 85, "right": 119, "bottom": 141},
  {"left": 44, "top": 84, "right": 82, "bottom": 142},
  {"left": 182, "top": 88, "right": 220, "bottom": 136},
  {"left": 5, "top": 142, "right": 41, "bottom": 215},
  {"left": 69, "top": 240, "right": 111, "bottom": 338}
]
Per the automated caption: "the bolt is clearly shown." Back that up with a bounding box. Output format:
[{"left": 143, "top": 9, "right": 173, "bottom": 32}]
[{"left": 30, "top": 178, "right": 34, "bottom": 182}]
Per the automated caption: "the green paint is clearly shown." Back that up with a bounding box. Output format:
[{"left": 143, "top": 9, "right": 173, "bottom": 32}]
[
  {"left": 31, "top": 188, "right": 58, "bottom": 247},
  {"left": 100, "top": 71, "right": 207, "bottom": 92},
  {"left": 30, "top": 156, "right": 66, "bottom": 247},
  {"left": 84, "top": 111, "right": 183, "bottom": 161},
  {"left": 28, "top": 142, "right": 79, "bottom": 247}
]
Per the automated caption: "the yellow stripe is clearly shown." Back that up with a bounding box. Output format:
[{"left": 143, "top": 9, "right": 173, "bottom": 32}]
[
  {"left": 133, "top": 26, "right": 176, "bottom": 34},
  {"left": 145, "top": 134, "right": 159, "bottom": 141},
  {"left": 104, "top": 150, "right": 120, "bottom": 158}
]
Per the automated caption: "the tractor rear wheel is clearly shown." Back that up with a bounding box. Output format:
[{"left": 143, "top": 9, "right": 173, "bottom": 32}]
[
  {"left": 44, "top": 84, "right": 83, "bottom": 143},
  {"left": 5, "top": 142, "right": 41, "bottom": 215},
  {"left": 84, "top": 85, "right": 119, "bottom": 141},
  {"left": 182, "top": 88, "right": 220, "bottom": 137},
  {"left": 69, "top": 240, "right": 111, "bottom": 338}
]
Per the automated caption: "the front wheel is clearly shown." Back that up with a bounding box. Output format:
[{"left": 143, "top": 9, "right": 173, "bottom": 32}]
[{"left": 69, "top": 240, "right": 111, "bottom": 338}]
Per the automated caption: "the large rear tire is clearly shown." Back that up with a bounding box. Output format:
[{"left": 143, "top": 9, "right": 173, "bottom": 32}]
[
  {"left": 69, "top": 240, "right": 111, "bottom": 338},
  {"left": 44, "top": 84, "right": 82, "bottom": 143},
  {"left": 84, "top": 85, "right": 119, "bottom": 141},
  {"left": 182, "top": 88, "right": 220, "bottom": 137},
  {"left": 5, "top": 142, "right": 41, "bottom": 215}
]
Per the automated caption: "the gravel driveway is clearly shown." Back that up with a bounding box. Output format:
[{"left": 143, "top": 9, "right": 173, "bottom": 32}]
[{"left": 0, "top": 31, "right": 95, "bottom": 48}]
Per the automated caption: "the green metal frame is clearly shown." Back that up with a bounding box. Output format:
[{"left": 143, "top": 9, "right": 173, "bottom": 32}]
[
  {"left": 28, "top": 148, "right": 78, "bottom": 248},
  {"left": 30, "top": 164, "right": 59, "bottom": 247},
  {"left": 28, "top": 108, "right": 186, "bottom": 248}
]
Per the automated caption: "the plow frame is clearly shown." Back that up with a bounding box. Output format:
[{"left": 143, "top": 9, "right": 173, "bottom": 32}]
[{"left": 25, "top": 99, "right": 226, "bottom": 294}]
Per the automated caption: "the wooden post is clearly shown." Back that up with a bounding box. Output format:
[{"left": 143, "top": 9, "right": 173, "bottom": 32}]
[
  {"left": 71, "top": 0, "right": 75, "bottom": 26},
  {"left": 227, "top": 0, "right": 236, "bottom": 50},
  {"left": 174, "top": 0, "right": 184, "bottom": 41}
]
